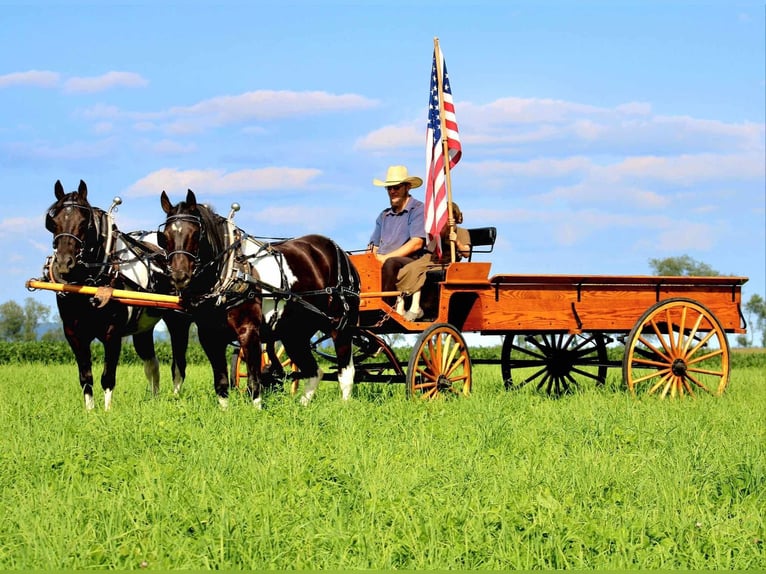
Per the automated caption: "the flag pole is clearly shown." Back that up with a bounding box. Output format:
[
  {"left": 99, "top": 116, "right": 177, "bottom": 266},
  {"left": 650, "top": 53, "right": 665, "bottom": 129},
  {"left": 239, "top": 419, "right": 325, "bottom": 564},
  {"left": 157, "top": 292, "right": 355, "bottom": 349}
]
[{"left": 434, "top": 37, "right": 457, "bottom": 263}]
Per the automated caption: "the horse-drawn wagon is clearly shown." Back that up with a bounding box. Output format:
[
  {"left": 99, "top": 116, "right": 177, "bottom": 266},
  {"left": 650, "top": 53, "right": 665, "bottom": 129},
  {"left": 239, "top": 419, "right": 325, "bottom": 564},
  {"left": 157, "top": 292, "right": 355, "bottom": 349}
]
[
  {"left": 30, "top": 183, "right": 748, "bottom": 406},
  {"left": 341, "top": 240, "right": 748, "bottom": 400},
  {"left": 228, "top": 223, "right": 748, "bottom": 402}
]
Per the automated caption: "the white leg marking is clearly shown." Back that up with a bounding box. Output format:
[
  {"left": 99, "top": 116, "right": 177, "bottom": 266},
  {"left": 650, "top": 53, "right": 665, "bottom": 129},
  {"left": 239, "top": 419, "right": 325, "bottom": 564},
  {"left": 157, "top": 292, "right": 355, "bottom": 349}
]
[
  {"left": 218, "top": 396, "right": 229, "bottom": 410},
  {"left": 338, "top": 363, "right": 355, "bottom": 401},
  {"left": 84, "top": 393, "right": 95, "bottom": 411},
  {"left": 252, "top": 396, "right": 263, "bottom": 410},
  {"left": 300, "top": 367, "right": 324, "bottom": 406},
  {"left": 104, "top": 389, "right": 113, "bottom": 411},
  {"left": 143, "top": 357, "right": 160, "bottom": 396},
  {"left": 172, "top": 366, "right": 184, "bottom": 396}
]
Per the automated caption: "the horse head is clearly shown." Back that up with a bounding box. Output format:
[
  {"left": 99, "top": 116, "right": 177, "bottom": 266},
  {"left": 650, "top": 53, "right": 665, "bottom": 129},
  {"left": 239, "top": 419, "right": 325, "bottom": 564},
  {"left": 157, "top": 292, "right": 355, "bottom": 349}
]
[
  {"left": 45, "top": 180, "right": 100, "bottom": 282},
  {"left": 159, "top": 188, "right": 208, "bottom": 292}
]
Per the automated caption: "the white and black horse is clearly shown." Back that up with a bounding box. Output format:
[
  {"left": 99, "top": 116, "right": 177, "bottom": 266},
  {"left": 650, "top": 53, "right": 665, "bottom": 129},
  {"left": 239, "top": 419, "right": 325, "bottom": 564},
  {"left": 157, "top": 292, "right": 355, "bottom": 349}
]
[
  {"left": 45, "top": 180, "right": 192, "bottom": 410},
  {"left": 158, "top": 189, "right": 360, "bottom": 408}
]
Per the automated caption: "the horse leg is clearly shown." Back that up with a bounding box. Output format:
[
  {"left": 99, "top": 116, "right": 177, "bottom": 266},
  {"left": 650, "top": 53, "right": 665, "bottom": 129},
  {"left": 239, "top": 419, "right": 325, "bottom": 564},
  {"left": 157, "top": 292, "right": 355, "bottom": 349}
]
[
  {"left": 198, "top": 327, "right": 231, "bottom": 409},
  {"left": 67, "top": 334, "right": 96, "bottom": 410},
  {"left": 133, "top": 330, "right": 159, "bottom": 397},
  {"left": 333, "top": 328, "right": 356, "bottom": 401},
  {"left": 242, "top": 334, "right": 264, "bottom": 409},
  {"left": 101, "top": 336, "right": 123, "bottom": 411},
  {"left": 263, "top": 340, "right": 285, "bottom": 391},
  {"left": 282, "top": 335, "right": 322, "bottom": 406},
  {"left": 165, "top": 313, "right": 191, "bottom": 395}
]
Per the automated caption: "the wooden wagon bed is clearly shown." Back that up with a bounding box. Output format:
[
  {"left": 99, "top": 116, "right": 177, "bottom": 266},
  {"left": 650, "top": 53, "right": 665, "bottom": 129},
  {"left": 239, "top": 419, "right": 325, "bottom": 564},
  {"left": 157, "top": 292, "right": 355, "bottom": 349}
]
[{"left": 348, "top": 253, "right": 747, "bottom": 399}]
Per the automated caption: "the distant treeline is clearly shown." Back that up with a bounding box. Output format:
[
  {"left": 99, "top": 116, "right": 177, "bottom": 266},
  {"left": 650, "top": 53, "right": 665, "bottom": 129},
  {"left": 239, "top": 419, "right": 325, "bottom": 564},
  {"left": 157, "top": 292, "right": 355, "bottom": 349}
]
[{"left": 2, "top": 340, "right": 764, "bottom": 369}]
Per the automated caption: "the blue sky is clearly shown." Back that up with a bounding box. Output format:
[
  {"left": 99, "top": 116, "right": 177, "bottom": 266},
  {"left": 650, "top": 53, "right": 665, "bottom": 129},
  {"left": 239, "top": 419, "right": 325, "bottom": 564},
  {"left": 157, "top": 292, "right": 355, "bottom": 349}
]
[{"left": 2, "top": 1, "right": 764, "bottom": 337}]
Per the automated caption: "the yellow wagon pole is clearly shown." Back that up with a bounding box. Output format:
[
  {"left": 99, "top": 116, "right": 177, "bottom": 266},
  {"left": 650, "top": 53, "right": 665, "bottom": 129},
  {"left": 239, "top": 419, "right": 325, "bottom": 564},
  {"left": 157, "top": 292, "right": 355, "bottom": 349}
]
[{"left": 25, "top": 279, "right": 183, "bottom": 310}]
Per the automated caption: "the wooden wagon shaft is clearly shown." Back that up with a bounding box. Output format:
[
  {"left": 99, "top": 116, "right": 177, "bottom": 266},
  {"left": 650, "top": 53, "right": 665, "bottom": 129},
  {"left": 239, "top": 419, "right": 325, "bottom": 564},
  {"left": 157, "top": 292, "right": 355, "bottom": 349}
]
[
  {"left": 360, "top": 291, "right": 402, "bottom": 298},
  {"left": 25, "top": 279, "right": 183, "bottom": 310}
]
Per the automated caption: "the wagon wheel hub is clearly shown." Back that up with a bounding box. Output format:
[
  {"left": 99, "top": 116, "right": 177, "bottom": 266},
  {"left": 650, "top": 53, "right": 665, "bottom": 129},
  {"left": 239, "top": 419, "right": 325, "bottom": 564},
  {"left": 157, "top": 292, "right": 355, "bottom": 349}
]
[
  {"left": 436, "top": 374, "right": 452, "bottom": 390},
  {"left": 548, "top": 350, "right": 576, "bottom": 377},
  {"left": 671, "top": 358, "right": 687, "bottom": 377}
]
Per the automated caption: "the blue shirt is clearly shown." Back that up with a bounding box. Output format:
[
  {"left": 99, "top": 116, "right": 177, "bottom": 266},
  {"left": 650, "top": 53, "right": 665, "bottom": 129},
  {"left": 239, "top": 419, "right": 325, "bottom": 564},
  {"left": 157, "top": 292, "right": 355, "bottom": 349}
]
[{"left": 369, "top": 196, "right": 426, "bottom": 256}]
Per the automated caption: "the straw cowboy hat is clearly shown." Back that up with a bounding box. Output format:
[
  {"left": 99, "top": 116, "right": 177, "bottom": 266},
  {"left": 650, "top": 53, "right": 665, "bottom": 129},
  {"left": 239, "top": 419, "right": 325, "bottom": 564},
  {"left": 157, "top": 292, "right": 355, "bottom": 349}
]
[{"left": 373, "top": 165, "right": 423, "bottom": 189}]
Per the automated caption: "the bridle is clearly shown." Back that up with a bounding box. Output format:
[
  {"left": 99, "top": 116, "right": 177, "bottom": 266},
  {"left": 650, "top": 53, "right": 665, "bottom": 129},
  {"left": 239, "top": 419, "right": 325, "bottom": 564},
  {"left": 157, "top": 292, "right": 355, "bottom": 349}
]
[
  {"left": 160, "top": 213, "right": 205, "bottom": 270},
  {"left": 47, "top": 200, "right": 101, "bottom": 266}
]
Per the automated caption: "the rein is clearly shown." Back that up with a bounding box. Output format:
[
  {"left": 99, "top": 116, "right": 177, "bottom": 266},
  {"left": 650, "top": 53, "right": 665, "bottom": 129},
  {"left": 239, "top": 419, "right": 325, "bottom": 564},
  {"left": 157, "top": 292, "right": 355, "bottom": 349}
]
[{"left": 171, "top": 211, "right": 359, "bottom": 329}]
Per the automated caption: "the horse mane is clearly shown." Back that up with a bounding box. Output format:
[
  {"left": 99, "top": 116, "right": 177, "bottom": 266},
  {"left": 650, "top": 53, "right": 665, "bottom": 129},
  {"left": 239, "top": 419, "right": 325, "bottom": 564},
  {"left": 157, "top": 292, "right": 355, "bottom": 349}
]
[{"left": 196, "top": 203, "right": 228, "bottom": 257}]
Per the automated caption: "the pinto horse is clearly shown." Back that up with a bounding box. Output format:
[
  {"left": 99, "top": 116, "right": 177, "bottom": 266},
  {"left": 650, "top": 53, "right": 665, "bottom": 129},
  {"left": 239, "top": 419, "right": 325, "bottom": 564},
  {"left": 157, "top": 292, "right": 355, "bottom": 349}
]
[
  {"left": 159, "top": 189, "right": 360, "bottom": 408},
  {"left": 45, "top": 180, "right": 192, "bottom": 410}
]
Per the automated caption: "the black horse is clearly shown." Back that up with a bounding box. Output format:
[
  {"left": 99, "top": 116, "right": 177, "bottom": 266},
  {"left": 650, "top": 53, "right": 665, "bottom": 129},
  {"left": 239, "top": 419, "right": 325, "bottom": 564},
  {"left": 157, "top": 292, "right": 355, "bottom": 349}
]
[
  {"left": 45, "top": 179, "right": 192, "bottom": 410},
  {"left": 159, "top": 189, "right": 360, "bottom": 408}
]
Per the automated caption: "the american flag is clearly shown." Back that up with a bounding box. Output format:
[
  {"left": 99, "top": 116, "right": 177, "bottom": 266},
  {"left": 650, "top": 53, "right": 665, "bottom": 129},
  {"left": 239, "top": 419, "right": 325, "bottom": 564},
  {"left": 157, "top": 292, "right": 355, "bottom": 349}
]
[{"left": 425, "top": 46, "right": 462, "bottom": 255}]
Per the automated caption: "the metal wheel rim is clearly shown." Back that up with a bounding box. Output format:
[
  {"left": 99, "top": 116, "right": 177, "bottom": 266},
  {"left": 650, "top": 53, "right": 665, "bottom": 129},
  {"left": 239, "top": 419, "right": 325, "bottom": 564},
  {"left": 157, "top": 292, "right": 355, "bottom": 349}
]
[
  {"left": 623, "top": 298, "right": 730, "bottom": 398},
  {"left": 501, "top": 332, "right": 608, "bottom": 395},
  {"left": 407, "top": 323, "right": 472, "bottom": 399}
]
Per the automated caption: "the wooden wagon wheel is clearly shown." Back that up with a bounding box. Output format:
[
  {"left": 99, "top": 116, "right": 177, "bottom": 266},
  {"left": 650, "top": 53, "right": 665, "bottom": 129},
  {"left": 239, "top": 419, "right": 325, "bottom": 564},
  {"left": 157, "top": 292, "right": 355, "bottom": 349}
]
[
  {"left": 312, "top": 328, "right": 404, "bottom": 384},
  {"left": 229, "top": 342, "right": 295, "bottom": 393},
  {"left": 623, "top": 298, "right": 730, "bottom": 398},
  {"left": 407, "top": 323, "right": 472, "bottom": 399},
  {"left": 501, "top": 332, "right": 608, "bottom": 395}
]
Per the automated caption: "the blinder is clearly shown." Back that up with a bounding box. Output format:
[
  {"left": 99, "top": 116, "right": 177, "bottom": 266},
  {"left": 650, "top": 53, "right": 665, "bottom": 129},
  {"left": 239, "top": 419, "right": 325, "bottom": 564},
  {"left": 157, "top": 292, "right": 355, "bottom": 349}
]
[
  {"left": 159, "top": 213, "right": 204, "bottom": 268},
  {"left": 47, "top": 199, "right": 95, "bottom": 255}
]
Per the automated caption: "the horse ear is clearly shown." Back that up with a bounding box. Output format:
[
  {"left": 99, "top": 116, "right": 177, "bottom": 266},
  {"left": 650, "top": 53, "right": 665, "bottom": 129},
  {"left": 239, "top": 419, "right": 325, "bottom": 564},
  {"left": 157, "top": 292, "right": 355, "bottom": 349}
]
[
  {"left": 54, "top": 180, "right": 65, "bottom": 200},
  {"left": 160, "top": 190, "right": 172, "bottom": 214},
  {"left": 186, "top": 189, "right": 197, "bottom": 208},
  {"left": 77, "top": 180, "right": 88, "bottom": 200}
]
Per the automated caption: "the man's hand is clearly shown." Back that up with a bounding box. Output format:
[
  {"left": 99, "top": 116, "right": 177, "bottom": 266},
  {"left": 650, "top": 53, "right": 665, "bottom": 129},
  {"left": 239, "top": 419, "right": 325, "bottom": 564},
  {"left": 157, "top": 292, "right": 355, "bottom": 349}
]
[{"left": 93, "top": 286, "right": 114, "bottom": 308}]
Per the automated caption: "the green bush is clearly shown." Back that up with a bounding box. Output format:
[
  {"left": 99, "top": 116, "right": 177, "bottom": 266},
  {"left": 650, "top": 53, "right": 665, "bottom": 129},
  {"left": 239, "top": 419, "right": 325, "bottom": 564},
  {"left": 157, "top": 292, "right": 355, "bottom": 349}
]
[{"left": 0, "top": 340, "right": 209, "bottom": 365}]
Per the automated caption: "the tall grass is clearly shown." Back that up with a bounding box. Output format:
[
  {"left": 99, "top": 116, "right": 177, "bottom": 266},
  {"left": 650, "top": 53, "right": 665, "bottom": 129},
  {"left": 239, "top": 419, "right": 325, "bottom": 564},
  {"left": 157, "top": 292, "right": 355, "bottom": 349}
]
[{"left": 0, "top": 361, "right": 763, "bottom": 569}]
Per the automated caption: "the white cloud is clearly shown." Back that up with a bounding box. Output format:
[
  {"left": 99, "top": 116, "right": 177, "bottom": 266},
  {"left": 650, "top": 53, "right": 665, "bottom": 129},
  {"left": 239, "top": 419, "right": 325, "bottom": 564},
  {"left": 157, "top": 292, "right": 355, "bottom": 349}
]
[
  {"left": 463, "top": 97, "right": 604, "bottom": 125},
  {"left": 355, "top": 124, "right": 421, "bottom": 150},
  {"left": 78, "top": 89, "right": 378, "bottom": 134},
  {"left": 0, "top": 70, "right": 60, "bottom": 89},
  {"left": 169, "top": 90, "right": 377, "bottom": 120},
  {"left": 63, "top": 71, "right": 148, "bottom": 94},
  {"left": 539, "top": 182, "right": 669, "bottom": 209},
  {"left": 610, "top": 153, "right": 764, "bottom": 184},
  {"left": 638, "top": 222, "right": 715, "bottom": 252},
  {"left": 0, "top": 216, "right": 39, "bottom": 235},
  {"left": 126, "top": 167, "right": 323, "bottom": 197}
]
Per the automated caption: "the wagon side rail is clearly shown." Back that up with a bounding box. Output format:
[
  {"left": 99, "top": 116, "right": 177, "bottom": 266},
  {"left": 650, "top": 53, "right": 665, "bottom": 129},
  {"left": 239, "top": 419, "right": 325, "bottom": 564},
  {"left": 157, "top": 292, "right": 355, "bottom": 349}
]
[{"left": 471, "top": 273, "right": 748, "bottom": 335}]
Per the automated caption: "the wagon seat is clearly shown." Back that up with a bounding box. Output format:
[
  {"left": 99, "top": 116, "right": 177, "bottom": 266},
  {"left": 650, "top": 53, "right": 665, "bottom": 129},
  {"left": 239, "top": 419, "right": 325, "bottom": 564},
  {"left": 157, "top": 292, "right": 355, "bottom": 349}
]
[{"left": 419, "top": 226, "right": 497, "bottom": 319}]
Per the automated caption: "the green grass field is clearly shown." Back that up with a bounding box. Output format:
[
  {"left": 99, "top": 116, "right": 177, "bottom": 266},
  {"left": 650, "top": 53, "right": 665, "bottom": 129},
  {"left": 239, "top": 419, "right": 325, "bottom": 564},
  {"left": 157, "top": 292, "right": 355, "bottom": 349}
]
[{"left": 0, "top": 360, "right": 763, "bottom": 569}]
